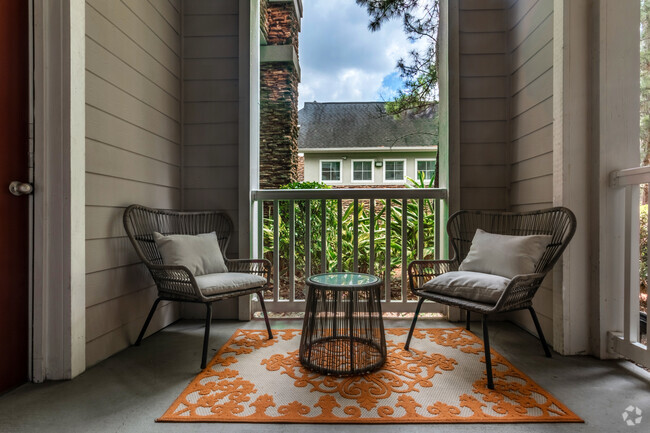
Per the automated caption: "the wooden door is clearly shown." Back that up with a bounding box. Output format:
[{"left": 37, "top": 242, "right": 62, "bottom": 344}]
[{"left": 0, "top": 1, "right": 30, "bottom": 393}]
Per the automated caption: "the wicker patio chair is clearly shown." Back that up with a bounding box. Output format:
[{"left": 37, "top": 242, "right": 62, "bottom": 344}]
[
  {"left": 405, "top": 207, "right": 576, "bottom": 389},
  {"left": 123, "top": 204, "right": 273, "bottom": 369}
]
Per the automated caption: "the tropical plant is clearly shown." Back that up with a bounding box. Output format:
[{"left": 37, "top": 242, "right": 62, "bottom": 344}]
[{"left": 262, "top": 177, "right": 438, "bottom": 299}]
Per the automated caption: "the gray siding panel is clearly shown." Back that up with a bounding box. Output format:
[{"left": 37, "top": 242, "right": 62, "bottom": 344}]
[
  {"left": 85, "top": 0, "right": 182, "bottom": 367},
  {"left": 458, "top": 0, "right": 554, "bottom": 338},
  {"left": 183, "top": 15, "right": 238, "bottom": 37},
  {"left": 506, "top": 0, "right": 554, "bottom": 339},
  {"left": 181, "top": 1, "right": 241, "bottom": 318},
  {"left": 458, "top": 2, "right": 509, "bottom": 211}
]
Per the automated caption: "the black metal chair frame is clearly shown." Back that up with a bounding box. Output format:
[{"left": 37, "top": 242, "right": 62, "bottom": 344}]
[
  {"left": 405, "top": 207, "right": 577, "bottom": 389},
  {"left": 123, "top": 204, "right": 273, "bottom": 369}
]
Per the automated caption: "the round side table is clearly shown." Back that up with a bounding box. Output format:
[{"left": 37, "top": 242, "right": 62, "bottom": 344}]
[{"left": 299, "top": 272, "right": 386, "bottom": 376}]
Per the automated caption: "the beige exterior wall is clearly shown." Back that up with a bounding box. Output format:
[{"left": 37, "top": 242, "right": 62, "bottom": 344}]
[
  {"left": 182, "top": 0, "right": 243, "bottom": 319},
  {"left": 303, "top": 151, "right": 437, "bottom": 186},
  {"left": 508, "top": 0, "right": 553, "bottom": 212},
  {"left": 458, "top": 0, "right": 511, "bottom": 210},
  {"left": 84, "top": 0, "right": 183, "bottom": 367},
  {"left": 506, "top": 0, "right": 555, "bottom": 341},
  {"left": 457, "top": 0, "right": 555, "bottom": 340},
  {"left": 182, "top": 0, "right": 240, "bottom": 237}
]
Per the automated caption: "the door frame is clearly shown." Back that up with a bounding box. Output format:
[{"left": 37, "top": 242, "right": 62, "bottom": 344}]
[{"left": 31, "top": 0, "right": 86, "bottom": 381}]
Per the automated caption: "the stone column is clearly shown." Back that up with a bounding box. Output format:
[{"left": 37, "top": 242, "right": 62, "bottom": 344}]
[{"left": 260, "top": 0, "right": 302, "bottom": 189}]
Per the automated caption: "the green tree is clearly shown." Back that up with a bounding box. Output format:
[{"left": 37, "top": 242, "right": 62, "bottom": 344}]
[
  {"left": 641, "top": 0, "right": 650, "bottom": 166},
  {"left": 356, "top": 0, "right": 439, "bottom": 115}
]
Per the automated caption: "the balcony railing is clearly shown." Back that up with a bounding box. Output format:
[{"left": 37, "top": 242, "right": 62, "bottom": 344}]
[
  {"left": 251, "top": 187, "right": 447, "bottom": 313},
  {"left": 608, "top": 166, "right": 649, "bottom": 367}
]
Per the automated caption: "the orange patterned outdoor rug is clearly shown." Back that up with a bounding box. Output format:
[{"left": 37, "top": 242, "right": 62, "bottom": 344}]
[{"left": 159, "top": 328, "right": 582, "bottom": 424}]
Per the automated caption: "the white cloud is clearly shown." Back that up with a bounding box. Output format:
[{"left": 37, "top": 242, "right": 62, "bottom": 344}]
[{"left": 297, "top": 0, "right": 425, "bottom": 108}]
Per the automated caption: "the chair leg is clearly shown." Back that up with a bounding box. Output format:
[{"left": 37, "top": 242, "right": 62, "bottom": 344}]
[
  {"left": 258, "top": 292, "right": 273, "bottom": 339},
  {"left": 405, "top": 298, "right": 425, "bottom": 350},
  {"left": 482, "top": 314, "right": 494, "bottom": 390},
  {"left": 528, "top": 307, "right": 552, "bottom": 358},
  {"left": 135, "top": 298, "right": 162, "bottom": 346},
  {"left": 466, "top": 310, "right": 471, "bottom": 331},
  {"left": 201, "top": 302, "right": 213, "bottom": 370}
]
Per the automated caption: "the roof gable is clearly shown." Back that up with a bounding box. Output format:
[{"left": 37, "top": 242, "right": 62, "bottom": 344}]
[{"left": 298, "top": 102, "right": 438, "bottom": 150}]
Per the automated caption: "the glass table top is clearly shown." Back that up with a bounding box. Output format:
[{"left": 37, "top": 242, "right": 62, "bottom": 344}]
[{"left": 307, "top": 272, "right": 381, "bottom": 287}]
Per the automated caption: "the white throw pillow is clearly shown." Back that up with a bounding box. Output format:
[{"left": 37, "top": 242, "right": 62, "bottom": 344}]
[
  {"left": 153, "top": 231, "right": 228, "bottom": 276},
  {"left": 458, "top": 229, "right": 552, "bottom": 278}
]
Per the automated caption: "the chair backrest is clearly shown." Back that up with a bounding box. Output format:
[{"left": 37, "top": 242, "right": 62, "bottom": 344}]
[
  {"left": 123, "top": 205, "right": 234, "bottom": 267},
  {"left": 447, "top": 207, "right": 577, "bottom": 275}
]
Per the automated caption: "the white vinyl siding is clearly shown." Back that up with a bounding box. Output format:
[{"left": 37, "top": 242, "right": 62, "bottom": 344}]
[
  {"left": 383, "top": 159, "right": 406, "bottom": 182},
  {"left": 320, "top": 160, "right": 342, "bottom": 183},
  {"left": 351, "top": 160, "right": 373, "bottom": 182}
]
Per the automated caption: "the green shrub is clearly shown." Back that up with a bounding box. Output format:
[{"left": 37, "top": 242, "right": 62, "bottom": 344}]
[{"left": 262, "top": 179, "right": 437, "bottom": 290}]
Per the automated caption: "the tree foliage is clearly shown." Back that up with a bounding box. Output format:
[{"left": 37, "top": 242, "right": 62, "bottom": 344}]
[
  {"left": 356, "top": 0, "right": 439, "bottom": 115},
  {"left": 642, "top": 0, "right": 650, "bottom": 165}
]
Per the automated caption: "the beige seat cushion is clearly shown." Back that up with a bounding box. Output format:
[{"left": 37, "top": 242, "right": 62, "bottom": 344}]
[
  {"left": 195, "top": 272, "right": 266, "bottom": 296},
  {"left": 421, "top": 271, "right": 511, "bottom": 304},
  {"left": 459, "top": 229, "right": 552, "bottom": 278},
  {"left": 153, "top": 231, "right": 227, "bottom": 276}
]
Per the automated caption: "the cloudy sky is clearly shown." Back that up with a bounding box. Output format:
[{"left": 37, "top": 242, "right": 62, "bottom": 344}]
[{"left": 298, "top": 0, "right": 420, "bottom": 108}]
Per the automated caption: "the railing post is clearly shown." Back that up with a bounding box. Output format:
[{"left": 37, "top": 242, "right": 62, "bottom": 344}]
[
  {"left": 353, "top": 199, "right": 359, "bottom": 273},
  {"left": 289, "top": 199, "right": 295, "bottom": 302},
  {"left": 418, "top": 198, "right": 424, "bottom": 260},
  {"left": 370, "top": 199, "right": 375, "bottom": 276},
  {"left": 401, "top": 198, "right": 408, "bottom": 302},
  {"left": 435, "top": 198, "right": 441, "bottom": 260},
  {"left": 624, "top": 185, "right": 640, "bottom": 343},
  {"left": 385, "top": 199, "right": 391, "bottom": 301},
  {"left": 257, "top": 199, "right": 264, "bottom": 260},
  {"left": 305, "top": 199, "right": 311, "bottom": 278},
  {"left": 337, "top": 199, "right": 343, "bottom": 272},
  {"left": 273, "top": 200, "right": 280, "bottom": 302},
  {"left": 321, "top": 199, "right": 326, "bottom": 273}
]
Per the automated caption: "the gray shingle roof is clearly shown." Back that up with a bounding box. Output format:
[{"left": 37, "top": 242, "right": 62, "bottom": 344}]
[{"left": 298, "top": 102, "right": 437, "bottom": 150}]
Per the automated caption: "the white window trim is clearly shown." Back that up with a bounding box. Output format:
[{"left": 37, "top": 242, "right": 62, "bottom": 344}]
[
  {"left": 350, "top": 159, "right": 374, "bottom": 183},
  {"left": 415, "top": 158, "right": 436, "bottom": 180},
  {"left": 319, "top": 159, "right": 343, "bottom": 184},
  {"left": 383, "top": 158, "right": 407, "bottom": 183}
]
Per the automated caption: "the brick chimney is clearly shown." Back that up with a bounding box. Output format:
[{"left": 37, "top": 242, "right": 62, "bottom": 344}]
[{"left": 259, "top": 0, "right": 302, "bottom": 189}]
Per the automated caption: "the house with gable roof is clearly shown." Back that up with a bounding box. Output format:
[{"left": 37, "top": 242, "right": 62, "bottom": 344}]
[{"left": 298, "top": 102, "right": 438, "bottom": 186}]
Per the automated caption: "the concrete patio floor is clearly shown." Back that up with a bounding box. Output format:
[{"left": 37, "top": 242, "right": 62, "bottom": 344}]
[{"left": 0, "top": 318, "right": 649, "bottom": 433}]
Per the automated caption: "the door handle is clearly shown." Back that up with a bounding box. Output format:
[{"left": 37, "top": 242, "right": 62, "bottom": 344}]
[{"left": 9, "top": 181, "right": 33, "bottom": 196}]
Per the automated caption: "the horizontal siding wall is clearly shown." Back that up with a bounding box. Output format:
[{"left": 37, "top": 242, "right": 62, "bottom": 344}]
[
  {"left": 506, "top": 0, "right": 554, "bottom": 341},
  {"left": 182, "top": 0, "right": 241, "bottom": 319},
  {"left": 85, "top": 0, "right": 182, "bottom": 367},
  {"left": 458, "top": 0, "right": 512, "bottom": 210}
]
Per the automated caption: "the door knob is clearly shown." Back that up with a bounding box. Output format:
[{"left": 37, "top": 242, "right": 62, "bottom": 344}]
[{"left": 9, "top": 181, "right": 33, "bottom": 196}]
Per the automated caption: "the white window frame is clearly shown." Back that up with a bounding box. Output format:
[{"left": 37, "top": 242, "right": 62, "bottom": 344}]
[
  {"left": 415, "top": 158, "right": 436, "bottom": 181},
  {"left": 319, "top": 159, "right": 343, "bottom": 184},
  {"left": 350, "top": 159, "right": 374, "bottom": 183},
  {"left": 383, "top": 159, "right": 407, "bottom": 183}
]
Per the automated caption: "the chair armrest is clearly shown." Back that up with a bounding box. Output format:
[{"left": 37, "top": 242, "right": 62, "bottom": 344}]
[
  {"left": 408, "top": 259, "right": 458, "bottom": 293},
  {"left": 225, "top": 258, "right": 271, "bottom": 283},
  {"left": 492, "top": 272, "right": 547, "bottom": 312},
  {"left": 147, "top": 264, "right": 205, "bottom": 300}
]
